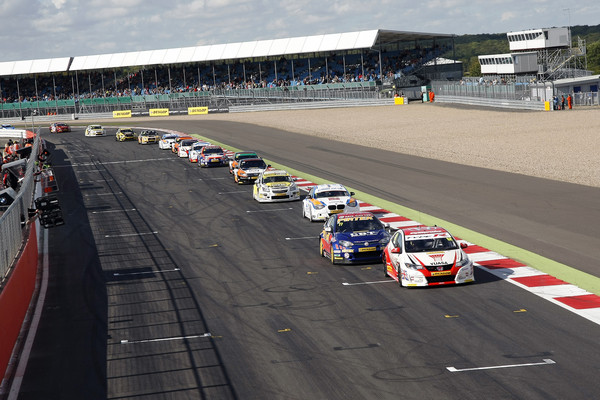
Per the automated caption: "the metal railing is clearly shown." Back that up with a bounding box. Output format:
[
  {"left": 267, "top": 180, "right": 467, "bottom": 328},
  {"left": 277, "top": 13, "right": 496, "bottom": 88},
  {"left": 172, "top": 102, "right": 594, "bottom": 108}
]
[{"left": 0, "top": 135, "right": 40, "bottom": 282}]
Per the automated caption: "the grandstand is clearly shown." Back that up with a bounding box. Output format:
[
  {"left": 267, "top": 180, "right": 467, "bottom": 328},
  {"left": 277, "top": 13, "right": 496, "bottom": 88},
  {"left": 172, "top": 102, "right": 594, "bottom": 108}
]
[{"left": 0, "top": 29, "right": 456, "bottom": 119}]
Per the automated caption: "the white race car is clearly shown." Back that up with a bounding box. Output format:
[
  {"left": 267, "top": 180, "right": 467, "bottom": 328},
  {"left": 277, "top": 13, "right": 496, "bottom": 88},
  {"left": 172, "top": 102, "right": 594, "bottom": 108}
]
[
  {"left": 177, "top": 139, "right": 198, "bottom": 158},
  {"left": 158, "top": 134, "right": 179, "bottom": 150},
  {"left": 253, "top": 169, "right": 300, "bottom": 202},
  {"left": 188, "top": 141, "right": 211, "bottom": 162},
  {"left": 382, "top": 226, "right": 475, "bottom": 287},
  {"left": 84, "top": 125, "right": 105, "bottom": 137},
  {"left": 302, "top": 183, "right": 360, "bottom": 221}
]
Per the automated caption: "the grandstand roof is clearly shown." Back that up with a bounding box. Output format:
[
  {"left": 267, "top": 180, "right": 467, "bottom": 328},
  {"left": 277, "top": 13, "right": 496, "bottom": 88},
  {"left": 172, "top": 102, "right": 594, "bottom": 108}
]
[{"left": 0, "top": 29, "right": 454, "bottom": 77}]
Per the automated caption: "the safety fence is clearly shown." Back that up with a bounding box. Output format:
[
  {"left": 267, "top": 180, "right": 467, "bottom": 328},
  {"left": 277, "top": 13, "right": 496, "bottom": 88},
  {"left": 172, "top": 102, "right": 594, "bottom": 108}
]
[
  {"left": 0, "top": 134, "right": 40, "bottom": 282},
  {"left": 0, "top": 82, "right": 380, "bottom": 118}
]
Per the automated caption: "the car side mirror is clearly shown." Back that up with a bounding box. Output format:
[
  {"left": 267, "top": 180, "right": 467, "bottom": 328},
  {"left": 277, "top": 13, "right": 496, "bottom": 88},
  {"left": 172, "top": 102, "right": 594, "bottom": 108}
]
[
  {"left": 460, "top": 242, "right": 468, "bottom": 249},
  {"left": 391, "top": 247, "right": 402, "bottom": 254},
  {"left": 350, "top": 192, "right": 355, "bottom": 196},
  {"left": 324, "top": 226, "right": 332, "bottom": 233}
]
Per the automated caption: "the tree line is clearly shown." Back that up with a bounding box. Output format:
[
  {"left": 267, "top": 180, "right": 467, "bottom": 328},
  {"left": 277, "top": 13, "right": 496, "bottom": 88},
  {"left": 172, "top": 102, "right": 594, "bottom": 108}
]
[{"left": 442, "top": 24, "right": 600, "bottom": 76}]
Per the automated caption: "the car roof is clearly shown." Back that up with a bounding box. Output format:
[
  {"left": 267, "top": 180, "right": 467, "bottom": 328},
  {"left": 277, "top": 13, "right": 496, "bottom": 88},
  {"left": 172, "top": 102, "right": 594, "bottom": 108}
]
[
  {"left": 262, "top": 169, "right": 289, "bottom": 176},
  {"left": 401, "top": 226, "right": 451, "bottom": 238},
  {"left": 202, "top": 145, "right": 222, "bottom": 150},
  {"left": 336, "top": 211, "right": 375, "bottom": 219},
  {"left": 239, "top": 157, "right": 265, "bottom": 165},
  {"left": 314, "top": 183, "right": 346, "bottom": 192},
  {"left": 235, "top": 151, "right": 257, "bottom": 156}
]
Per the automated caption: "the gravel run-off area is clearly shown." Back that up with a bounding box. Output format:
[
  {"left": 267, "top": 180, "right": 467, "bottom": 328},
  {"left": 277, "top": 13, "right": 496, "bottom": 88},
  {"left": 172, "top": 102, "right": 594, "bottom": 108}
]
[{"left": 158, "top": 103, "right": 600, "bottom": 188}]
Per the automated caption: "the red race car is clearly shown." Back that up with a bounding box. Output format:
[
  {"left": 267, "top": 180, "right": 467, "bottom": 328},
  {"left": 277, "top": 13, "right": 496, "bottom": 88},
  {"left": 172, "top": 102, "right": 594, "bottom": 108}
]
[{"left": 49, "top": 122, "right": 71, "bottom": 133}]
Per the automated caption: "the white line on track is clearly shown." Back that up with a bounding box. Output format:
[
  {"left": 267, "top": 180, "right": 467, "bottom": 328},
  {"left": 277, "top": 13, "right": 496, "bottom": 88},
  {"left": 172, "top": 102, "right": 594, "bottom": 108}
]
[
  {"left": 446, "top": 359, "right": 556, "bottom": 372},
  {"left": 246, "top": 207, "right": 293, "bottom": 213},
  {"left": 113, "top": 268, "right": 180, "bottom": 277},
  {"left": 72, "top": 157, "right": 175, "bottom": 166},
  {"left": 285, "top": 236, "right": 317, "bottom": 240},
  {"left": 342, "top": 280, "right": 395, "bottom": 286},
  {"left": 92, "top": 208, "right": 136, "bottom": 214},
  {"left": 218, "top": 190, "right": 247, "bottom": 195},
  {"left": 120, "top": 332, "right": 212, "bottom": 344},
  {"left": 104, "top": 231, "right": 158, "bottom": 238},
  {"left": 84, "top": 192, "right": 122, "bottom": 196},
  {"left": 198, "top": 177, "right": 227, "bottom": 181}
]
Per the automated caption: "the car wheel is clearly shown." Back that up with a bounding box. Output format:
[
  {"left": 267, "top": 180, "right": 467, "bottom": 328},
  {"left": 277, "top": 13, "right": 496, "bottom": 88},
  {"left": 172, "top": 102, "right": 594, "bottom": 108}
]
[
  {"left": 308, "top": 208, "right": 315, "bottom": 222},
  {"left": 319, "top": 239, "right": 324, "bottom": 257},
  {"left": 329, "top": 247, "right": 336, "bottom": 264},
  {"left": 383, "top": 254, "right": 389, "bottom": 277}
]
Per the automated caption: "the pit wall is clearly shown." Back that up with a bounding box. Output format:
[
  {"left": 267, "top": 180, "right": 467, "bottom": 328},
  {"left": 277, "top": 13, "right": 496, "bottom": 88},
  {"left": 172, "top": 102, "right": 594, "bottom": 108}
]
[{"left": 0, "top": 224, "right": 38, "bottom": 381}]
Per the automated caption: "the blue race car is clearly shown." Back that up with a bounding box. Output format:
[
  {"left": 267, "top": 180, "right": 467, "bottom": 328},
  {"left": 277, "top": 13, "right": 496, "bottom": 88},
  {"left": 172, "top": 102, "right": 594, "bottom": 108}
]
[{"left": 319, "top": 211, "right": 390, "bottom": 264}]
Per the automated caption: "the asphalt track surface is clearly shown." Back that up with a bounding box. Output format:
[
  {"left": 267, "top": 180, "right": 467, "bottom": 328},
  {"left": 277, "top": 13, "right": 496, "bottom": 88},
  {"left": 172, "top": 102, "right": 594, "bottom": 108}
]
[{"left": 16, "top": 122, "right": 600, "bottom": 399}]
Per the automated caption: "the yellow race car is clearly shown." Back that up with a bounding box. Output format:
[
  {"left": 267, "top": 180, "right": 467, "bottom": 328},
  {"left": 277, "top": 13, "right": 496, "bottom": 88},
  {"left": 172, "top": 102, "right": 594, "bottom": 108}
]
[
  {"left": 115, "top": 128, "right": 136, "bottom": 142},
  {"left": 138, "top": 130, "right": 160, "bottom": 144}
]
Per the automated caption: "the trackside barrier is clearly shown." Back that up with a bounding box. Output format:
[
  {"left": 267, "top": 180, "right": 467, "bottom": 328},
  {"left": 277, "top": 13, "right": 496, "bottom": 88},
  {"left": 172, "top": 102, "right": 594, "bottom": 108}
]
[
  {"left": 435, "top": 95, "right": 546, "bottom": 111},
  {"left": 0, "top": 134, "right": 40, "bottom": 280},
  {"left": 0, "top": 224, "right": 38, "bottom": 383},
  {"left": 229, "top": 99, "right": 395, "bottom": 113}
]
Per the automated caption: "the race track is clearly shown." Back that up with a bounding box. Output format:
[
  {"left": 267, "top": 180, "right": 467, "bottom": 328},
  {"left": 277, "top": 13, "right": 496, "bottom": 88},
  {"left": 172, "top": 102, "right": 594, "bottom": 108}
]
[{"left": 16, "top": 123, "right": 600, "bottom": 400}]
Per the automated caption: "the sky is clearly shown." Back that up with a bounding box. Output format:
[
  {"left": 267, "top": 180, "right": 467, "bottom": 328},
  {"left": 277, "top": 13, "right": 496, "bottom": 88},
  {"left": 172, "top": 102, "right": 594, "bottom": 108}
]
[{"left": 0, "top": 0, "right": 598, "bottom": 62}]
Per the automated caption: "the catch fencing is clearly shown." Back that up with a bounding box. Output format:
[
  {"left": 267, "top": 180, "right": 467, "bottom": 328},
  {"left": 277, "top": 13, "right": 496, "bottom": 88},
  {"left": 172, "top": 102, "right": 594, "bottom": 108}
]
[{"left": 0, "top": 135, "right": 40, "bottom": 282}]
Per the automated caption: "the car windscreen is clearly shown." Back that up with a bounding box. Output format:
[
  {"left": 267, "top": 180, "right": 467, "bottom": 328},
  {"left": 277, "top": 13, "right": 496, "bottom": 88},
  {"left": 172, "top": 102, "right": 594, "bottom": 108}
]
[
  {"left": 204, "top": 148, "right": 223, "bottom": 154},
  {"left": 240, "top": 160, "right": 266, "bottom": 169},
  {"left": 237, "top": 153, "right": 258, "bottom": 160},
  {"left": 404, "top": 237, "right": 458, "bottom": 252},
  {"left": 180, "top": 140, "right": 197, "bottom": 146},
  {"left": 337, "top": 217, "right": 383, "bottom": 233},
  {"left": 263, "top": 175, "right": 291, "bottom": 183},
  {"left": 315, "top": 190, "right": 348, "bottom": 198}
]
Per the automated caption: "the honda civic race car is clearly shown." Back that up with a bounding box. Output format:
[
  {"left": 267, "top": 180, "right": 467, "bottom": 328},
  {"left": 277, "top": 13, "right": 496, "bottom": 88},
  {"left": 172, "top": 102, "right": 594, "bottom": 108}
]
[
  {"left": 171, "top": 136, "right": 193, "bottom": 153},
  {"left": 188, "top": 141, "right": 211, "bottom": 162},
  {"left": 382, "top": 226, "right": 475, "bottom": 287},
  {"left": 229, "top": 151, "right": 259, "bottom": 174},
  {"left": 233, "top": 158, "right": 268, "bottom": 184},
  {"left": 49, "top": 122, "right": 71, "bottom": 133},
  {"left": 159, "top": 134, "right": 179, "bottom": 150},
  {"left": 177, "top": 139, "right": 199, "bottom": 158},
  {"left": 199, "top": 145, "right": 227, "bottom": 167},
  {"left": 138, "top": 130, "right": 160, "bottom": 144},
  {"left": 253, "top": 169, "right": 300, "bottom": 202},
  {"left": 115, "top": 128, "right": 136, "bottom": 141},
  {"left": 85, "top": 125, "right": 105, "bottom": 137},
  {"left": 319, "top": 212, "right": 390, "bottom": 264},
  {"left": 302, "top": 183, "right": 360, "bottom": 221}
]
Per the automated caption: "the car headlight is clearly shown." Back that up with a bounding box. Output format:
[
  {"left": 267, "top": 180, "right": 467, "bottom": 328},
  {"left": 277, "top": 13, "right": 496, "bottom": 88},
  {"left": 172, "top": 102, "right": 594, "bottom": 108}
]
[
  {"left": 239, "top": 171, "right": 247, "bottom": 177},
  {"left": 405, "top": 262, "right": 424, "bottom": 270},
  {"left": 313, "top": 201, "right": 326, "bottom": 210},
  {"left": 338, "top": 240, "right": 354, "bottom": 248},
  {"left": 347, "top": 198, "right": 358, "bottom": 208},
  {"left": 456, "top": 255, "right": 472, "bottom": 268}
]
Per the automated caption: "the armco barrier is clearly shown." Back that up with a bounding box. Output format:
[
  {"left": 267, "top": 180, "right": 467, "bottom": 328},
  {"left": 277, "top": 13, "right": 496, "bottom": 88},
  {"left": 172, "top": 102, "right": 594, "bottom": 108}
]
[
  {"left": 0, "top": 224, "right": 38, "bottom": 382},
  {"left": 435, "top": 95, "right": 546, "bottom": 110}
]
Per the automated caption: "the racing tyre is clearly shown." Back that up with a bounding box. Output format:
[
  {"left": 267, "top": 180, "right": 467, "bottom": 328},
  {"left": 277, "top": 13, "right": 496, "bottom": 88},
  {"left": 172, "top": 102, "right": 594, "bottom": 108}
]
[
  {"left": 329, "top": 248, "right": 336, "bottom": 264},
  {"left": 383, "top": 255, "right": 388, "bottom": 278},
  {"left": 319, "top": 239, "right": 324, "bottom": 257}
]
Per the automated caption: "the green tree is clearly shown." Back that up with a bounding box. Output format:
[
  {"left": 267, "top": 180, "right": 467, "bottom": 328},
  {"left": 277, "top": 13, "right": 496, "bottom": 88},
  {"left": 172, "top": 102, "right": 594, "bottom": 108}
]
[
  {"left": 587, "top": 40, "right": 600, "bottom": 74},
  {"left": 467, "top": 57, "right": 481, "bottom": 76}
]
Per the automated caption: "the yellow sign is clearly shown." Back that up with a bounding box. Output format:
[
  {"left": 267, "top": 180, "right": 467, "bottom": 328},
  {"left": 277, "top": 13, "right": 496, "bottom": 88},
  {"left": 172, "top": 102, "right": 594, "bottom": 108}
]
[
  {"left": 394, "top": 97, "right": 405, "bottom": 105},
  {"left": 113, "top": 110, "right": 132, "bottom": 118},
  {"left": 188, "top": 106, "right": 208, "bottom": 115},
  {"left": 149, "top": 108, "right": 169, "bottom": 117},
  {"left": 431, "top": 270, "right": 452, "bottom": 276}
]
